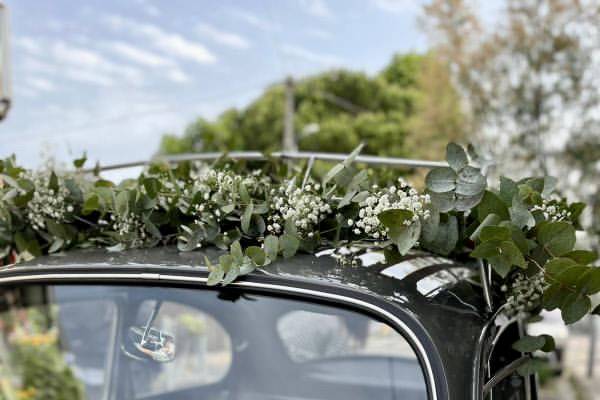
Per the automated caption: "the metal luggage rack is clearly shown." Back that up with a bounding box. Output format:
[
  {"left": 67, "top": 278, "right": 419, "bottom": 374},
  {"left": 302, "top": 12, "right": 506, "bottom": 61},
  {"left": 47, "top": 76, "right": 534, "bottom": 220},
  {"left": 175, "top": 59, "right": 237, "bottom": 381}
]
[{"left": 84, "top": 150, "right": 447, "bottom": 173}]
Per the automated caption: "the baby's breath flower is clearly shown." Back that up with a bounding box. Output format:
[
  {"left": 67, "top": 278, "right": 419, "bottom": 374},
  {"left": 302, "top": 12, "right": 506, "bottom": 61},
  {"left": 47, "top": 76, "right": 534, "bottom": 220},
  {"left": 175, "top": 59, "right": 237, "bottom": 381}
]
[
  {"left": 267, "top": 181, "right": 331, "bottom": 237},
  {"left": 353, "top": 178, "right": 430, "bottom": 240},
  {"left": 503, "top": 272, "right": 546, "bottom": 318},
  {"left": 22, "top": 171, "right": 72, "bottom": 231},
  {"left": 110, "top": 212, "right": 147, "bottom": 247},
  {"left": 531, "top": 199, "right": 571, "bottom": 222}
]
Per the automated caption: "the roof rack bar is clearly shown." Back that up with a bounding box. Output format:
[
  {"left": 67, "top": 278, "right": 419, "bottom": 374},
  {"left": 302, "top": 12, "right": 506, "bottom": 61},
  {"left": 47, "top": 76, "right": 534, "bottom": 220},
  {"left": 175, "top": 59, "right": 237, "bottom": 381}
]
[{"left": 83, "top": 151, "right": 446, "bottom": 173}]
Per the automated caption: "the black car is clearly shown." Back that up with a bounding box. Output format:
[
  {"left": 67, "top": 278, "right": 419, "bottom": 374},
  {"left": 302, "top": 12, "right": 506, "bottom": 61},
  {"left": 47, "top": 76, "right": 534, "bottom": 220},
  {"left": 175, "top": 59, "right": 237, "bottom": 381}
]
[{"left": 0, "top": 246, "right": 535, "bottom": 400}]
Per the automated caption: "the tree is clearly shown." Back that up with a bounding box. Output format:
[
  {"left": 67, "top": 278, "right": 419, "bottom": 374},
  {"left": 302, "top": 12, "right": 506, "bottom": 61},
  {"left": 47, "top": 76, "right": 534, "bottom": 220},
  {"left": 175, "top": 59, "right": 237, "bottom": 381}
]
[
  {"left": 423, "top": 0, "right": 600, "bottom": 252},
  {"left": 158, "top": 53, "right": 468, "bottom": 162}
]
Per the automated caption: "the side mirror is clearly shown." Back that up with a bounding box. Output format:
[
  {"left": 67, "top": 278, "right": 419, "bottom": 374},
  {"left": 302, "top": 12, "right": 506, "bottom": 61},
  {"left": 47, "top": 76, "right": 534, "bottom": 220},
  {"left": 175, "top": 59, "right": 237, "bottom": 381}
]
[{"left": 0, "top": 2, "right": 11, "bottom": 121}]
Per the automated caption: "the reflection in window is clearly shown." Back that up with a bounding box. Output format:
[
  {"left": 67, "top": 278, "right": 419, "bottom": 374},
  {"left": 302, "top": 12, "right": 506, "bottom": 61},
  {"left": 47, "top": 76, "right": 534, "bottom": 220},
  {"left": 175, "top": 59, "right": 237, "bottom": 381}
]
[
  {"left": 278, "top": 310, "right": 416, "bottom": 362},
  {"left": 131, "top": 301, "right": 232, "bottom": 397},
  {"left": 0, "top": 290, "right": 115, "bottom": 400}
]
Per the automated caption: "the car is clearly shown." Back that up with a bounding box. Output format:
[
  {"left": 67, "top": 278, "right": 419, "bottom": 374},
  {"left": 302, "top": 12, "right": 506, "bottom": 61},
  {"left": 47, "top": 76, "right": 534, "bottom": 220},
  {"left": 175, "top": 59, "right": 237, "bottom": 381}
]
[{"left": 0, "top": 245, "right": 537, "bottom": 400}]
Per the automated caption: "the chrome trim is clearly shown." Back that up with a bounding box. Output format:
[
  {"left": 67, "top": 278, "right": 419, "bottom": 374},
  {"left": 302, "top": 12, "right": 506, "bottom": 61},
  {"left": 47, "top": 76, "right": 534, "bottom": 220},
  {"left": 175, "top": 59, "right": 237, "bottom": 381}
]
[
  {"left": 82, "top": 151, "right": 447, "bottom": 173},
  {"left": 0, "top": 271, "right": 441, "bottom": 400},
  {"left": 478, "top": 260, "right": 493, "bottom": 312}
]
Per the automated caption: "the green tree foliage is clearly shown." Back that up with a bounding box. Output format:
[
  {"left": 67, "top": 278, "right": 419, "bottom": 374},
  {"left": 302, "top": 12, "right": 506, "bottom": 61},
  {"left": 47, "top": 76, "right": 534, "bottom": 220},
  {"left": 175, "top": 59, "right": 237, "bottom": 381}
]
[{"left": 159, "top": 53, "right": 467, "bottom": 161}]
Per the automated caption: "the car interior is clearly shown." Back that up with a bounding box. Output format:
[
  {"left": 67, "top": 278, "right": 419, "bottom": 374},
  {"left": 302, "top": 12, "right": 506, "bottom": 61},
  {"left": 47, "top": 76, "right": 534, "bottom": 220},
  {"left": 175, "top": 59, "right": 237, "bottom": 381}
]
[{"left": 0, "top": 283, "right": 429, "bottom": 400}]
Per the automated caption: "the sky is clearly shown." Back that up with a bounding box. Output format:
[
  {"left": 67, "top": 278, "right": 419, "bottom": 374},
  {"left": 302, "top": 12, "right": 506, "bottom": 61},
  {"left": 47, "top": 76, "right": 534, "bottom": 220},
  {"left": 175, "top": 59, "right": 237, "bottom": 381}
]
[{"left": 1, "top": 0, "right": 433, "bottom": 171}]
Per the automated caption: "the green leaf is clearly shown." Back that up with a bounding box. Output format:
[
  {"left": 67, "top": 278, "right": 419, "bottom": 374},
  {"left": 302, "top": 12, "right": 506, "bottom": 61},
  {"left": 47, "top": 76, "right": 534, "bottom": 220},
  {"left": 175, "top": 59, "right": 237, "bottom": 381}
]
[
  {"left": 246, "top": 246, "right": 266, "bottom": 266},
  {"left": 469, "top": 213, "right": 501, "bottom": 241},
  {"left": 446, "top": 142, "right": 468, "bottom": 171},
  {"left": 512, "top": 335, "right": 546, "bottom": 353},
  {"left": 543, "top": 284, "right": 569, "bottom": 311},
  {"left": 264, "top": 235, "right": 279, "bottom": 261},
  {"left": 479, "top": 225, "right": 512, "bottom": 242},
  {"left": 115, "top": 190, "right": 130, "bottom": 216},
  {"left": 455, "top": 166, "right": 486, "bottom": 196},
  {"left": 221, "top": 204, "right": 235, "bottom": 214},
  {"left": 73, "top": 152, "right": 87, "bottom": 169},
  {"left": 421, "top": 214, "right": 458, "bottom": 256},
  {"left": 241, "top": 202, "right": 254, "bottom": 234},
  {"left": 517, "top": 358, "right": 547, "bottom": 377},
  {"left": 510, "top": 196, "right": 535, "bottom": 229},
  {"left": 428, "top": 191, "right": 455, "bottom": 212},
  {"left": 538, "top": 221, "right": 576, "bottom": 256},
  {"left": 540, "top": 335, "right": 556, "bottom": 352},
  {"left": 499, "top": 176, "right": 518, "bottom": 206},
  {"left": 82, "top": 195, "right": 100, "bottom": 215},
  {"left": 544, "top": 257, "right": 576, "bottom": 277},
  {"left": 343, "top": 143, "right": 365, "bottom": 168},
  {"left": 280, "top": 234, "right": 300, "bottom": 258},
  {"left": 476, "top": 191, "right": 510, "bottom": 221},
  {"left": 323, "top": 163, "right": 344, "bottom": 187},
  {"left": 378, "top": 209, "right": 420, "bottom": 255},
  {"left": 230, "top": 241, "right": 243, "bottom": 261},
  {"left": 471, "top": 240, "right": 526, "bottom": 277},
  {"left": 425, "top": 167, "right": 457, "bottom": 193},
  {"left": 142, "top": 177, "right": 161, "bottom": 199},
  {"left": 563, "top": 250, "right": 598, "bottom": 265},
  {"left": 578, "top": 268, "right": 600, "bottom": 295},
  {"left": 454, "top": 191, "right": 484, "bottom": 212},
  {"left": 561, "top": 295, "right": 591, "bottom": 324},
  {"left": 48, "top": 238, "right": 65, "bottom": 254},
  {"left": 206, "top": 256, "right": 225, "bottom": 286},
  {"left": 222, "top": 262, "right": 241, "bottom": 285}
]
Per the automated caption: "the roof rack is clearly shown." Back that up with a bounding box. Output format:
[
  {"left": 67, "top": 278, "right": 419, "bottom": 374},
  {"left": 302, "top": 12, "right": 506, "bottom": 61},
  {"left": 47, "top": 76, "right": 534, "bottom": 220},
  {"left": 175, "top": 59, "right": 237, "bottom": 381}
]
[{"left": 83, "top": 151, "right": 447, "bottom": 173}]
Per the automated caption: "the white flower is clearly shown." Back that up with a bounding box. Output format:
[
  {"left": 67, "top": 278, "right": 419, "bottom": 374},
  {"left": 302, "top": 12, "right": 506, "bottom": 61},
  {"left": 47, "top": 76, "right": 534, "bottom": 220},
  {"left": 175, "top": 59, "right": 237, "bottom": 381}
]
[
  {"left": 352, "top": 181, "right": 430, "bottom": 241},
  {"left": 347, "top": 219, "right": 354, "bottom": 226},
  {"left": 504, "top": 272, "right": 546, "bottom": 318}
]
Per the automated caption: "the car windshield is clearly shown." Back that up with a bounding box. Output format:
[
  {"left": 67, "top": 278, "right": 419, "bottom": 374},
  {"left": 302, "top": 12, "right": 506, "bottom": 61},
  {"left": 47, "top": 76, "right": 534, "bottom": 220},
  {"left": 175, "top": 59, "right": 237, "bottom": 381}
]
[{"left": 0, "top": 284, "right": 428, "bottom": 400}]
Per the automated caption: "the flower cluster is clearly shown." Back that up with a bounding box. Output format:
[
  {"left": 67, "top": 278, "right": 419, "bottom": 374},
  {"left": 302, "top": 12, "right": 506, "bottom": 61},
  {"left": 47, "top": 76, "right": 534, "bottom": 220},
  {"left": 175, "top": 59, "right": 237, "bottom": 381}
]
[
  {"left": 107, "top": 213, "right": 147, "bottom": 247},
  {"left": 350, "top": 178, "right": 430, "bottom": 240},
  {"left": 267, "top": 182, "right": 331, "bottom": 237},
  {"left": 23, "top": 171, "right": 72, "bottom": 231},
  {"left": 187, "top": 168, "right": 270, "bottom": 225},
  {"left": 501, "top": 272, "right": 546, "bottom": 318},
  {"left": 531, "top": 199, "right": 571, "bottom": 222}
]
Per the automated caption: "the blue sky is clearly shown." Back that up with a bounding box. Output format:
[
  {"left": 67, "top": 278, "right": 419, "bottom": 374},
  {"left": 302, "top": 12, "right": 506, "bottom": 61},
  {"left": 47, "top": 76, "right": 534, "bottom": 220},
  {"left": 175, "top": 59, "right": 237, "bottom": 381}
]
[{"left": 1, "top": 0, "right": 438, "bottom": 170}]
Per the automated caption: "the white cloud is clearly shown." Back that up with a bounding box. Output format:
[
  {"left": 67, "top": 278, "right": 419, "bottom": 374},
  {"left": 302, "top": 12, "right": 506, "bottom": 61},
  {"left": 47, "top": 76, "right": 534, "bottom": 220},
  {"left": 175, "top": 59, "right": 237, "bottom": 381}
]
[
  {"left": 63, "top": 68, "right": 115, "bottom": 87},
  {"left": 229, "top": 9, "right": 278, "bottom": 31},
  {"left": 107, "top": 41, "right": 174, "bottom": 67},
  {"left": 51, "top": 41, "right": 144, "bottom": 85},
  {"left": 166, "top": 68, "right": 190, "bottom": 83},
  {"left": 135, "top": 0, "right": 161, "bottom": 17},
  {"left": 15, "top": 37, "right": 42, "bottom": 55},
  {"left": 281, "top": 44, "right": 342, "bottom": 66},
  {"left": 306, "top": 28, "right": 333, "bottom": 40},
  {"left": 300, "top": 0, "right": 333, "bottom": 18},
  {"left": 371, "top": 0, "right": 419, "bottom": 14},
  {"left": 105, "top": 15, "right": 217, "bottom": 64},
  {"left": 26, "top": 77, "right": 55, "bottom": 92},
  {"left": 196, "top": 23, "right": 250, "bottom": 49}
]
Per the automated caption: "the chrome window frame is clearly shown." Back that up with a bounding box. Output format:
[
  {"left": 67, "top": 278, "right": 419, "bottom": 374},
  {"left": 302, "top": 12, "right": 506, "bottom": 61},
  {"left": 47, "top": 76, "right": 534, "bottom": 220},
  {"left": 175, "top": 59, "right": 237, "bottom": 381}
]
[{"left": 0, "top": 271, "right": 444, "bottom": 400}]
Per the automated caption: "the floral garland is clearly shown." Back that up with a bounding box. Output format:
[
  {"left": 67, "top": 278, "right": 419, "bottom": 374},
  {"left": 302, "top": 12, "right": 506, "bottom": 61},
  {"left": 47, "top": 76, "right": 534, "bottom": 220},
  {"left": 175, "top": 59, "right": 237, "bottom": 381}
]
[{"left": 0, "top": 143, "right": 598, "bottom": 375}]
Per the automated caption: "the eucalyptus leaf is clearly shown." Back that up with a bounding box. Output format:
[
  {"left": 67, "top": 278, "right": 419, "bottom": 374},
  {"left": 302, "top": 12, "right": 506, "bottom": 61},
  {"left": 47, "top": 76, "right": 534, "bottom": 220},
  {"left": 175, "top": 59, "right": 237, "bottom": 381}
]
[
  {"left": 446, "top": 142, "right": 468, "bottom": 171},
  {"left": 538, "top": 221, "right": 576, "bottom": 256},
  {"left": 425, "top": 167, "right": 457, "bottom": 193}
]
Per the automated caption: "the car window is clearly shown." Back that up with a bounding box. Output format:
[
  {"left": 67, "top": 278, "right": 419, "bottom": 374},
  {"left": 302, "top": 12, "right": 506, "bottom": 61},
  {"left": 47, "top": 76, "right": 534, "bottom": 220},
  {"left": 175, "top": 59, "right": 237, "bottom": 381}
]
[
  {"left": 0, "top": 284, "right": 429, "bottom": 400},
  {"left": 0, "top": 286, "right": 116, "bottom": 400},
  {"left": 130, "top": 300, "right": 232, "bottom": 398},
  {"left": 277, "top": 310, "right": 416, "bottom": 362}
]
